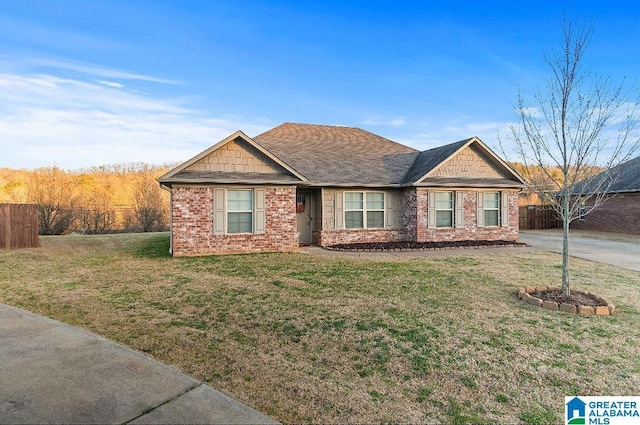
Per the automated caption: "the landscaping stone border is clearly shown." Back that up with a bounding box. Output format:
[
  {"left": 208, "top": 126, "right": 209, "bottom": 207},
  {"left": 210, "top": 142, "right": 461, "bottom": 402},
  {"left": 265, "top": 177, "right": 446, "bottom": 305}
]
[
  {"left": 326, "top": 242, "right": 526, "bottom": 252},
  {"left": 517, "top": 286, "right": 615, "bottom": 316}
]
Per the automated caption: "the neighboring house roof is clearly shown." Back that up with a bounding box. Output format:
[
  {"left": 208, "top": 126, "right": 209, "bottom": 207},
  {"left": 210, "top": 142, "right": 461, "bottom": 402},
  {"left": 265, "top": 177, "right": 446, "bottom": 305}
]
[
  {"left": 159, "top": 123, "right": 525, "bottom": 188},
  {"left": 602, "top": 155, "right": 640, "bottom": 193},
  {"left": 571, "top": 155, "right": 640, "bottom": 195}
]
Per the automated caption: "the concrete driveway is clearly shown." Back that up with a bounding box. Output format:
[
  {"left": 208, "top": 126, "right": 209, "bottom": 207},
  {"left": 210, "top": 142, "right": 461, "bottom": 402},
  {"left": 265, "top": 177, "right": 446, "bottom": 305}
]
[
  {"left": 0, "top": 303, "right": 277, "bottom": 424},
  {"left": 519, "top": 230, "right": 640, "bottom": 272}
]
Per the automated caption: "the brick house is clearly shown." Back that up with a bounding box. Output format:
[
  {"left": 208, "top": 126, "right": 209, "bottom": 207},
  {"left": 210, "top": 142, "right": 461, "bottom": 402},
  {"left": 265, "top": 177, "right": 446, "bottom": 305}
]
[
  {"left": 570, "top": 155, "right": 640, "bottom": 234},
  {"left": 158, "top": 123, "right": 526, "bottom": 256}
]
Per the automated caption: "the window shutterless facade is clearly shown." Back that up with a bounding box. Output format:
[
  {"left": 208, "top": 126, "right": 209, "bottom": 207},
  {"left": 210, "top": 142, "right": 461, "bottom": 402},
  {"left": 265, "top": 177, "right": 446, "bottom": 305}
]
[{"left": 344, "top": 191, "right": 385, "bottom": 229}]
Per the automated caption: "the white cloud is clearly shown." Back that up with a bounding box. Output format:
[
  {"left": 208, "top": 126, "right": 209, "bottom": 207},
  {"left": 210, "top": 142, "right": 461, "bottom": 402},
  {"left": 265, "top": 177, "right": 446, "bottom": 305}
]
[
  {"left": 361, "top": 116, "right": 407, "bottom": 127},
  {"left": 33, "top": 58, "right": 182, "bottom": 85},
  {"left": 0, "top": 73, "right": 270, "bottom": 169},
  {"left": 519, "top": 106, "right": 543, "bottom": 118},
  {"left": 96, "top": 80, "right": 124, "bottom": 88}
]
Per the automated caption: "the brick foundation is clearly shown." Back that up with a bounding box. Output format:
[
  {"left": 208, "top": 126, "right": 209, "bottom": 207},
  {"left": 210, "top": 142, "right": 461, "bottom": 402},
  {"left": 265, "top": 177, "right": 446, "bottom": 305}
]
[
  {"left": 171, "top": 186, "right": 298, "bottom": 256},
  {"left": 314, "top": 228, "right": 408, "bottom": 247}
]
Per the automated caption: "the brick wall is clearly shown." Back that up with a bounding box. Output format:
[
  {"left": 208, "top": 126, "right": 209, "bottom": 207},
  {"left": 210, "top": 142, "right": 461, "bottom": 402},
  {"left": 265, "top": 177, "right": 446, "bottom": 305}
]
[
  {"left": 171, "top": 186, "right": 298, "bottom": 256},
  {"left": 406, "top": 188, "right": 519, "bottom": 242},
  {"left": 570, "top": 193, "right": 640, "bottom": 234},
  {"left": 314, "top": 228, "right": 407, "bottom": 247}
]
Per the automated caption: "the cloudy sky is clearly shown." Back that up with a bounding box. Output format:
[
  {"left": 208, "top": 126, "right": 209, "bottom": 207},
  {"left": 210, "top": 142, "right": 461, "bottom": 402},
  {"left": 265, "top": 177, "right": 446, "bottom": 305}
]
[{"left": 1, "top": 1, "right": 639, "bottom": 169}]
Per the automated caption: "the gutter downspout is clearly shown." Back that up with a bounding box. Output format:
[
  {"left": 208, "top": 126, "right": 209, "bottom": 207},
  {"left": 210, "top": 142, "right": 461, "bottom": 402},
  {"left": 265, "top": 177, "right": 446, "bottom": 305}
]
[{"left": 159, "top": 183, "right": 173, "bottom": 255}]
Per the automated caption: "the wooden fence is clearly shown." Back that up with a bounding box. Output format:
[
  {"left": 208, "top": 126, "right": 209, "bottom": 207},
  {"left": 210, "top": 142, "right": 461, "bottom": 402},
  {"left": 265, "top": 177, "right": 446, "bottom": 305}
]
[
  {"left": 0, "top": 204, "right": 39, "bottom": 249},
  {"left": 519, "top": 205, "right": 562, "bottom": 230}
]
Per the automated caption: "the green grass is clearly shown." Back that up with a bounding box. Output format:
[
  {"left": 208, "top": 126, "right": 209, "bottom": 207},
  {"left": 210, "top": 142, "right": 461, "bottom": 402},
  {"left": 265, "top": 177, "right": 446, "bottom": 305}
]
[{"left": 1, "top": 232, "right": 639, "bottom": 424}]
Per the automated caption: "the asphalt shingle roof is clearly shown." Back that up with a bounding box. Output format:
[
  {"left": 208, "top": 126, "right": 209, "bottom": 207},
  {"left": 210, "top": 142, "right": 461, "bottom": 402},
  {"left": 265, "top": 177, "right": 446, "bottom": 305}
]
[
  {"left": 576, "top": 155, "right": 640, "bottom": 193},
  {"left": 159, "top": 122, "right": 524, "bottom": 188},
  {"left": 402, "top": 139, "right": 471, "bottom": 183},
  {"left": 253, "top": 123, "right": 419, "bottom": 184}
]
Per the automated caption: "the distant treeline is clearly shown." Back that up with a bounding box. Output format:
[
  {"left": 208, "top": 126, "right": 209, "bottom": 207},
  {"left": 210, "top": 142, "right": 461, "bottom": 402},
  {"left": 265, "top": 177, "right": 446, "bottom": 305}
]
[{"left": 0, "top": 163, "right": 175, "bottom": 235}]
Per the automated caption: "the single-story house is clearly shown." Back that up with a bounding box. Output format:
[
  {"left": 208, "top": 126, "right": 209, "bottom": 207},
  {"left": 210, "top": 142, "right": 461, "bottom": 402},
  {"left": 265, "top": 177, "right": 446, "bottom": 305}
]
[
  {"left": 158, "top": 123, "right": 526, "bottom": 256},
  {"left": 570, "top": 155, "right": 640, "bottom": 234}
]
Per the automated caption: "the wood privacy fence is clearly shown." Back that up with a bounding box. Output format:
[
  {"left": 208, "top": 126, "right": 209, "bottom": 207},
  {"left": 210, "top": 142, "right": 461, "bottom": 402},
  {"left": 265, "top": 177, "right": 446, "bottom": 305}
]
[
  {"left": 519, "top": 205, "right": 562, "bottom": 230},
  {"left": 0, "top": 204, "right": 39, "bottom": 249}
]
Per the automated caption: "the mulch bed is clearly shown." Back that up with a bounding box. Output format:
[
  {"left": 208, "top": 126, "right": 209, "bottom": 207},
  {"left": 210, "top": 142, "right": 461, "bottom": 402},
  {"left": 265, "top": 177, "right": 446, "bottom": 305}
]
[
  {"left": 326, "top": 240, "right": 526, "bottom": 252},
  {"left": 533, "top": 289, "right": 606, "bottom": 307}
]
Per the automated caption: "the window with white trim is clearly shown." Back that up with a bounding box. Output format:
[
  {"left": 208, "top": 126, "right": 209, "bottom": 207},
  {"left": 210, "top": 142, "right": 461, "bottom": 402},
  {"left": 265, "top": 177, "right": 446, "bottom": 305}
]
[
  {"left": 435, "top": 191, "right": 454, "bottom": 227},
  {"left": 344, "top": 191, "right": 385, "bottom": 229},
  {"left": 227, "top": 189, "right": 253, "bottom": 233},
  {"left": 483, "top": 192, "right": 500, "bottom": 226}
]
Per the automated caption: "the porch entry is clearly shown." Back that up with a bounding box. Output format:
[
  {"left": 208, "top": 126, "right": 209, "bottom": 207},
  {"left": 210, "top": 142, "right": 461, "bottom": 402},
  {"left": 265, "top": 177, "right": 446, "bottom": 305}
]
[{"left": 296, "top": 189, "right": 315, "bottom": 246}]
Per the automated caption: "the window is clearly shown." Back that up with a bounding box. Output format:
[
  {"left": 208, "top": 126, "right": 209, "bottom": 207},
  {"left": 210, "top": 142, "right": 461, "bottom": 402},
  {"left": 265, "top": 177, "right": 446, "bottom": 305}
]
[
  {"left": 227, "top": 189, "right": 253, "bottom": 233},
  {"left": 435, "top": 191, "right": 454, "bottom": 227},
  {"left": 344, "top": 191, "right": 385, "bottom": 229},
  {"left": 483, "top": 192, "right": 500, "bottom": 226}
]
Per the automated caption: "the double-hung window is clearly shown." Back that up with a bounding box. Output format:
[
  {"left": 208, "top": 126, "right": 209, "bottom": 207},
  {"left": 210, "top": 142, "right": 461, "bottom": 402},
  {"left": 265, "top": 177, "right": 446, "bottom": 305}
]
[
  {"left": 483, "top": 192, "right": 500, "bottom": 227},
  {"left": 344, "top": 191, "right": 385, "bottom": 229},
  {"left": 227, "top": 189, "right": 253, "bottom": 233},
  {"left": 435, "top": 191, "right": 454, "bottom": 227}
]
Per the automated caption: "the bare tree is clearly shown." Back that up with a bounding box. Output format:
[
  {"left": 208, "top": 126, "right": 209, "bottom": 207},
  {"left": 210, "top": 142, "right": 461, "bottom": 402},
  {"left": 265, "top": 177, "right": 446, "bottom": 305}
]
[
  {"left": 132, "top": 177, "right": 166, "bottom": 232},
  {"left": 506, "top": 15, "right": 639, "bottom": 295},
  {"left": 27, "top": 167, "right": 77, "bottom": 235}
]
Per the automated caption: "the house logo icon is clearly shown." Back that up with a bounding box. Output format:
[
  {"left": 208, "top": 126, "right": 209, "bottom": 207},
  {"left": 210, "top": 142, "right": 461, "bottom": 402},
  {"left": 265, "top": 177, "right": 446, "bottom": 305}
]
[{"left": 566, "top": 397, "right": 586, "bottom": 425}]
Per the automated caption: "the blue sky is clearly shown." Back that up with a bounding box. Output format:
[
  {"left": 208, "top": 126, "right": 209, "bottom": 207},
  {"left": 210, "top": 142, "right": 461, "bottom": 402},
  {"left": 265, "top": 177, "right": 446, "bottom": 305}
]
[{"left": 1, "top": 1, "right": 639, "bottom": 169}]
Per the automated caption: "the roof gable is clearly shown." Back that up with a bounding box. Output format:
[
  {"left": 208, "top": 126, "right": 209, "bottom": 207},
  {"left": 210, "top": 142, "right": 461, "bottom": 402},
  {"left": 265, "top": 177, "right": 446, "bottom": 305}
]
[
  {"left": 404, "top": 137, "right": 525, "bottom": 187},
  {"left": 158, "top": 131, "right": 306, "bottom": 184}
]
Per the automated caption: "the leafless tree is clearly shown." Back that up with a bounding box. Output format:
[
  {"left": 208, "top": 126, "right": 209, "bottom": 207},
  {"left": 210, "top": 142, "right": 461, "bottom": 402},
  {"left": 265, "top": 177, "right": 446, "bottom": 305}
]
[
  {"left": 27, "top": 167, "right": 77, "bottom": 235},
  {"left": 132, "top": 177, "right": 166, "bottom": 232},
  {"left": 506, "top": 15, "right": 639, "bottom": 294}
]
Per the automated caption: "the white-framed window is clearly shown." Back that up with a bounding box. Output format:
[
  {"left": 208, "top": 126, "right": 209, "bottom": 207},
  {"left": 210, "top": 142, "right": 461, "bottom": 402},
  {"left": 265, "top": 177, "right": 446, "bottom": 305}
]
[
  {"left": 227, "top": 189, "right": 253, "bottom": 233},
  {"left": 213, "top": 187, "right": 265, "bottom": 235},
  {"left": 344, "top": 191, "right": 385, "bottom": 229},
  {"left": 483, "top": 192, "right": 500, "bottom": 227},
  {"left": 435, "top": 191, "right": 454, "bottom": 227}
]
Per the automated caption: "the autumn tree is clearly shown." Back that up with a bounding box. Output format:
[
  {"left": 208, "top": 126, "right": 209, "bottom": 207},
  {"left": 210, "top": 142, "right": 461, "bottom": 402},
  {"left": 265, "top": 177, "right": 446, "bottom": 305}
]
[
  {"left": 27, "top": 167, "right": 77, "bottom": 235},
  {"left": 77, "top": 187, "right": 117, "bottom": 234},
  {"left": 506, "top": 15, "right": 639, "bottom": 294},
  {"left": 131, "top": 176, "right": 166, "bottom": 232}
]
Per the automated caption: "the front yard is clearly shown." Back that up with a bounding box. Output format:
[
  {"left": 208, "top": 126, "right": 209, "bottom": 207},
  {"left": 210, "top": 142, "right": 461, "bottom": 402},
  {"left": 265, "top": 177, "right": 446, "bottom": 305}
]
[{"left": 1, "top": 233, "right": 639, "bottom": 423}]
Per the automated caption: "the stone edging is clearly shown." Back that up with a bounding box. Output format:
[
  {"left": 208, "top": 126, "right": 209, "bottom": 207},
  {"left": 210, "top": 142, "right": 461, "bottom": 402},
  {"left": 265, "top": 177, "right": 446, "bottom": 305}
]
[
  {"left": 517, "top": 286, "right": 615, "bottom": 316},
  {"left": 326, "top": 242, "right": 526, "bottom": 252}
]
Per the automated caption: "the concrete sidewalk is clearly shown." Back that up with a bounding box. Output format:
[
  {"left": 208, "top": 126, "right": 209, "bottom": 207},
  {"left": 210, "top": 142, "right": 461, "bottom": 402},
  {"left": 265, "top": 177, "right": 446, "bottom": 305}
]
[{"left": 0, "top": 303, "right": 277, "bottom": 424}]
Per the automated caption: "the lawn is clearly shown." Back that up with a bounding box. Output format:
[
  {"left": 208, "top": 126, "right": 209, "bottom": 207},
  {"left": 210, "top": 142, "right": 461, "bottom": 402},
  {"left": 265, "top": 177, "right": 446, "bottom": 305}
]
[{"left": 1, "top": 233, "right": 639, "bottom": 424}]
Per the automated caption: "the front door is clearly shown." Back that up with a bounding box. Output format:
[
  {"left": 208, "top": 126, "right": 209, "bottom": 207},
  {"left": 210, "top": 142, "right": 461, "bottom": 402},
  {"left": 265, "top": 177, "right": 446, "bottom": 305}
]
[{"left": 296, "top": 190, "right": 314, "bottom": 245}]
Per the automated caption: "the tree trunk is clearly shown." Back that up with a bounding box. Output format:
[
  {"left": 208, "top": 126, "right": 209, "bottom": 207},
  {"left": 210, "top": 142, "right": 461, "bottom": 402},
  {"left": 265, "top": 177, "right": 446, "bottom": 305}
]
[{"left": 561, "top": 195, "right": 570, "bottom": 295}]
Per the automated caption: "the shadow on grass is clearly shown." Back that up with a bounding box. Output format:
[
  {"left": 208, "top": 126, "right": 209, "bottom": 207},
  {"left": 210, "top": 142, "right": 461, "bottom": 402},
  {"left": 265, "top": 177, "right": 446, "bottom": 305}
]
[{"left": 129, "top": 233, "right": 171, "bottom": 258}]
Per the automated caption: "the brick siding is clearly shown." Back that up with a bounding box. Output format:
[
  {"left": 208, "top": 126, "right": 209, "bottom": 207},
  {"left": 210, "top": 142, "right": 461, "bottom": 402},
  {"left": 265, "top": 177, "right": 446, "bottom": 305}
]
[
  {"left": 314, "top": 228, "right": 407, "bottom": 247},
  {"left": 171, "top": 186, "right": 298, "bottom": 256},
  {"left": 570, "top": 193, "right": 640, "bottom": 234},
  {"left": 406, "top": 188, "right": 519, "bottom": 242}
]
